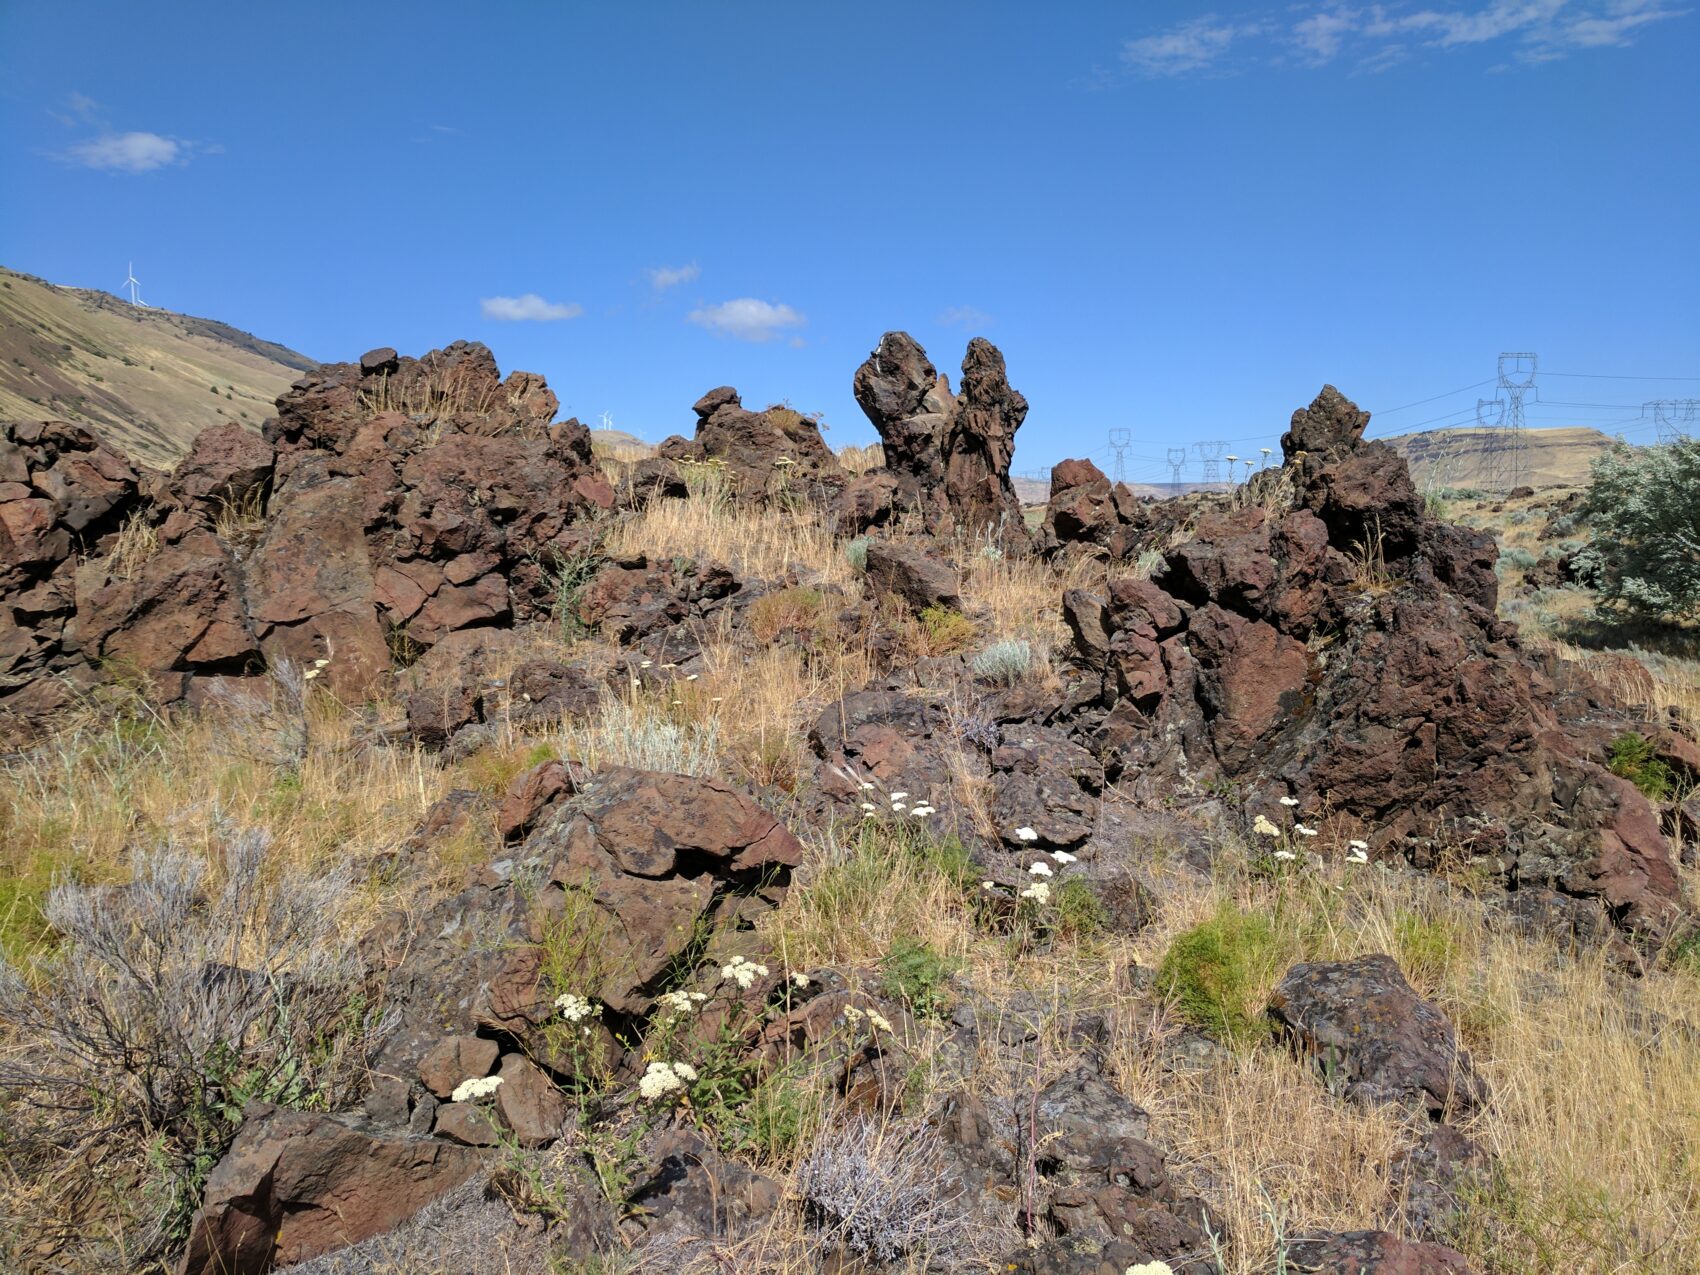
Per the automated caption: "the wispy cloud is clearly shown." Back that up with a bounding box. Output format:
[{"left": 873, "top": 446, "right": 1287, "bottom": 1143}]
[
  {"left": 1121, "top": 1, "right": 1685, "bottom": 76},
  {"left": 67, "top": 131, "right": 192, "bottom": 173},
  {"left": 647, "top": 262, "right": 701, "bottom": 290},
  {"left": 938, "top": 305, "right": 994, "bottom": 329},
  {"left": 686, "top": 298, "right": 806, "bottom": 343},
  {"left": 480, "top": 293, "right": 584, "bottom": 322},
  {"left": 1122, "top": 15, "right": 1262, "bottom": 75}
]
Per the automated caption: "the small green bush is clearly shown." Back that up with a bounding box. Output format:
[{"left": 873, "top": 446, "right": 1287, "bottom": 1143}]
[
  {"left": 1052, "top": 877, "right": 1109, "bottom": 939},
  {"left": 1607, "top": 731, "right": 1674, "bottom": 801},
  {"left": 1574, "top": 439, "right": 1700, "bottom": 624},
  {"left": 1155, "top": 904, "right": 1282, "bottom": 1047},
  {"left": 1497, "top": 547, "right": 1538, "bottom": 571},
  {"left": 881, "top": 936, "right": 957, "bottom": 1022},
  {"left": 845, "top": 537, "right": 869, "bottom": 571},
  {"left": 919, "top": 606, "right": 975, "bottom": 654}
]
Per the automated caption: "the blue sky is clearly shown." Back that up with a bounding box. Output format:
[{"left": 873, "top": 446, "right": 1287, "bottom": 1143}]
[{"left": 2, "top": 1, "right": 1696, "bottom": 481}]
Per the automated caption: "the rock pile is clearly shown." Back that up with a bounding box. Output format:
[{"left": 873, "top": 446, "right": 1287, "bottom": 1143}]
[{"left": 1059, "top": 386, "right": 1682, "bottom": 938}]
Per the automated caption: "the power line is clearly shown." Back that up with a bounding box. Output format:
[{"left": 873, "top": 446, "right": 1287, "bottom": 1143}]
[
  {"left": 1545, "top": 371, "right": 1700, "bottom": 382},
  {"left": 1370, "top": 378, "right": 1497, "bottom": 416}
]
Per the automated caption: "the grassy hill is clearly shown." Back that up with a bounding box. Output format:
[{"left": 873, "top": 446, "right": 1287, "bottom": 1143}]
[
  {"left": 1382, "top": 424, "right": 1618, "bottom": 491},
  {"left": 0, "top": 266, "right": 316, "bottom": 468}
]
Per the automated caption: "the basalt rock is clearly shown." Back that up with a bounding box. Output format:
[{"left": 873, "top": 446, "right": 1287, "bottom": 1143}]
[
  {"left": 852, "top": 331, "right": 1029, "bottom": 545},
  {"left": 1283, "top": 1230, "right": 1474, "bottom": 1274},
  {"left": 365, "top": 767, "right": 803, "bottom": 1088},
  {"left": 1060, "top": 386, "right": 1684, "bottom": 938},
  {"left": 4, "top": 342, "right": 618, "bottom": 731},
  {"left": 686, "top": 385, "right": 845, "bottom": 500}
]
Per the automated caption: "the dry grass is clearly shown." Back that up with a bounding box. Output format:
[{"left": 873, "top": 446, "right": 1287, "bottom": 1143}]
[
  {"left": 837, "top": 442, "right": 885, "bottom": 475},
  {"left": 606, "top": 489, "right": 859, "bottom": 592}
]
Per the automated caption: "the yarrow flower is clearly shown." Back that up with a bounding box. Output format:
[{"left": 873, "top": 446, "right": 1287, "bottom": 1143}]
[
  {"left": 1348, "top": 839, "right": 1369, "bottom": 851},
  {"left": 656, "top": 990, "right": 708, "bottom": 1016},
  {"left": 1278, "top": 796, "right": 1301, "bottom": 808},
  {"left": 1050, "top": 850, "right": 1077, "bottom": 864},
  {"left": 889, "top": 791, "right": 909, "bottom": 801},
  {"left": 792, "top": 971, "right": 810, "bottom": 988},
  {"left": 1294, "top": 823, "right": 1319, "bottom": 837},
  {"left": 1346, "top": 844, "right": 1370, "bottom": 864},
  {"left": 860, "top": 802, "right": 878, "bottom": 812},
  {"left": 1125, "top": 1262, "right": 1176, "bottom": 1275},
  {"left": 1253, "top": 814, "right": 1282, "bottom": 838},
  {"left": 554, "top": 993, "right": 600, "bottom": 1023},
  {"left": 638, "top": 1061, "right": 695, "bottom": 1101},
  {"left": 911, "top": 805, "right": 936, "bottom": 817},
  {"left": 450, "top": 1075, "right": 504, "bottom": 1103},
  {"left": 1273, "top": 849, "right": 1297, "bottom": 862},
  {"left": 720, "top": 954, "right": 769, "bottom": 990},
  {"left": 1014, "top": 826, "right": 1039, "bottom": 842},
  {"left": 843, "top": 1004, "right": 895, "bottom": 1034},
  {"left": 982, "top": 880, "right": 997, "bottom": 891},
  {"left": 1027, "top": 861, "right": 1054, "bottom": 877},
  {"left": 1020, "top": 881, "right": 1052, "bottom": 904}
]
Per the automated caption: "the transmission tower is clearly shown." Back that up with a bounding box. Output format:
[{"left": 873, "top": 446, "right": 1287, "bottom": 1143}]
[
  {"left": 1195, "top": 440, "right": 1226, "bottom": 487},
  {"left": 1648, "top": 399, "right": 1698, "bottom": 444},
  {"left": 1107, "top": 429, "right": 1131, "bottom": 483},
  {"left": 1166, "top": 447, "right": 1188, "bottom": 487},
  {"left": 1477, "top": 353, "right": 1535, "bottom": 492}
]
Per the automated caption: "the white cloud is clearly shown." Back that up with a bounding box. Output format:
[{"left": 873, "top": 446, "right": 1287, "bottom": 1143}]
[
  {"left": 67, "top": 131, "right": 187, "bottom": 173},
  {"left": 647, "top": 263, "right": 701, "bottom": 289},
  {"left": 1121, "top": 1, "right": 1685, "bottom": 75},
  {"left": 686, "top": 298, "right": 805, "bottom": 343},
  {"left": 480, "top": 293, "right": 584, "bottom": 321},
  {"left": 1122, "top": 16, "right": 1255, "bottom": 75},
  {"left": 939, "top": 305, "right": 994, "bottom": 329}
]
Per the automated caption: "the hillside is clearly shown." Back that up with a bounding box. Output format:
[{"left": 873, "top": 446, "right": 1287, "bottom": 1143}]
[
  {"left": 0, "top": 266, "right": 316, "bottom": 468},
  {"left": 1382, "top": 424, "right": 1617, "bottom": 491}
]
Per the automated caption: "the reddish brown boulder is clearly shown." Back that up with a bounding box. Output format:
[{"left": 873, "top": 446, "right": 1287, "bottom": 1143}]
[
  {"left": 864, "top": 538, "right": 962, "bottom": 613},
  {"left": 160, "top": 422, "right": 274, "bottom": 514},
  {"left": 497, "top": 757, "right": 583, "bottom": 842},
  {"left": 1268, "top": 955, "right": 1488, "bottom": 1119},
  {"left": 178, "top": 1102, "right": 484, "bottom": 1275},
  {"left": 494, "top": 1053, "right": 570, "bottom": 1146},
  {"left": 405, "top": 681, "right": 484, "bottom": 751},
  {"left": 687, "top": 385, "right": 845, "bottom": 499},
  {"left": 417, "top": 1034, "right": 500, "bottom": 1100}
]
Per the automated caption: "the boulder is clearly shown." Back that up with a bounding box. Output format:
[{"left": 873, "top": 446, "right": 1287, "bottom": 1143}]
[
  {"left": 1268, "top": 954, "right": 1488, "bottom": 1119},
  {"left": 863, "top": 539, "right": 961, "bottom": 613},
  {"left": 161, "top": 422, "right": 275, "bottom": 515},
  {"left": 178, "top": 1103, "right": 484, "bottom": 1275},
  {"left": 687, "top": 385, "right": 845, "bottom": 499}
]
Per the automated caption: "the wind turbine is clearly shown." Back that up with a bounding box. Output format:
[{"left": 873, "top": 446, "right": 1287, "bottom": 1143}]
[{"left": 122, "top": 263, "right": 146, "bottom": 307}]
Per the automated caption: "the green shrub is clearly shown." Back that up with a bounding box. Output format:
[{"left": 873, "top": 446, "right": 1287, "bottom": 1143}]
[
  {"left": 1155, "top": 904, "right": 1282, "bottom": 1047},
  {"left": 1392, "top": 910, "right": 1462, "bottom": 990},
  {"left": 919, "top": 605, "right": 975, "bottom": 654},
  {"left": 1052, "top": 877, "right": 1109, "bottom": 939},
  {"left": 845, "top": 536, "right": 869, "bottom": 571},
  {"left": 1574, "top": 439, "right": 1700, "bottom": 624},
  {"left": 1498, "top": 547, "right": 1538, "bottom": 571},
  {"left": 881, "top": 936, "right": 957, "bottom": 1022},
  {"left": 1607, "top": 731, "right": 1674, "bottom": 800}
]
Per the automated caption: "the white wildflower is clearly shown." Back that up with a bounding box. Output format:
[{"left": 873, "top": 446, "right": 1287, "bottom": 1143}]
[
  {"left": 720, "top": 954, "right": 769, "bottom": 990},
  {"left": 1028, "top": 861, "right": 1053, "bottom": 877},
  {"left": 656, "top": 990, "right": 707, "bottom": 1016},
  {"left": 450, "top": 1075, "right": 504, "bottom": 1104},
  {"left": 1014, "top": 826, "right": 1039, "bottom": 842},
  {"left": 860, "top": 781, "right": 875, "bottom": 791},
  {"left": 1126, "top": 1262, "right": 1176, "bottom": 1275},
  {"left": 1294, "top": 823, "right": 1319, "bottom": 837},
  {"left": 792, "top": 971, "right": 810, "bottom": 988},
  {"left": 302, "top": 668, "right": 321, "bottom": 681},
  {"left": 1346, "top": 846, "right": 1370, "bottom": 864},
  {"left": 982, "top": 880, "right": 997, "bottom": 890},
  {"left": 685, "top": 673, "right": 699, "bottom": 681},
  {"left": 671, "top": 1061, "right": 699, "bottom": 1082},
  {"left": 640, "top": 660, "right": 653, "bottom": 668},
  {"left": 1348, "top": 839, "right": 1369, "bottom": 851},
  {"left": 1278, "top": 796, "right": 1301, "bottom": 808},
  {"left": 1273, "top": 849, "right": 1297, "bottom": 862},
  {"left": 911, "top": 806, "right": 934, "bottom": 818},
  {"left": 1253, "top": 814, "right": 1282, "bottom": 837},
  {"left": 1050, "top": 850, "right": 1077, "bottom": 864},
  {"left": 312, "top": 658, "right": 330, "bottom": 668},
  {"left": 890, "top": 803, "right": 907, "bottom": 812},
  {"left": 638, "top": 1061, "right": 687, "bottom": 1101},
  {"left": 867, "top": 1009, "right": 894, "bottom": 1034},
  {"left": 1020, "top": 881, "right": 1051, "bottom": 904},
  {"left": 890, "top": 791, "right": 909, "bottom": 800},
  {"left": 554, "top": 993, "right": 599, "bottom": 1023}
]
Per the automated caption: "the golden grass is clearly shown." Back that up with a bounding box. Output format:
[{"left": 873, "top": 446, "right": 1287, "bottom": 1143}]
[
  {"left": 837, "top": 442, "right": 885, "bottom": 475},
  {"left": 605, "top": 489, "right": 859, "bottom": 592}
]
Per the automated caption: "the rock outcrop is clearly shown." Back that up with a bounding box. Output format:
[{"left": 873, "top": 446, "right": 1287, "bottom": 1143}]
[
  {"left": 851, "top": 331, "right": 1029, "bottom": 544},
  {"left": 654, "top": 385, "right": 845, "bottom": 500},
  {"left": 1060, "top": 386, "right": 1683, "bottom": 938},
  {"left": 2, "top": 342, "right": 615, "bottom": 731}
]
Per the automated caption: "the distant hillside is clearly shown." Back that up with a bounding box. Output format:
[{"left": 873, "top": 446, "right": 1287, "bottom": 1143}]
[
  {"left": 0, "top": 266, "right": 316, "bottom": 468},
  {"left": 1381, "top": 425, "right": 1618, "bottom": 491}
]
